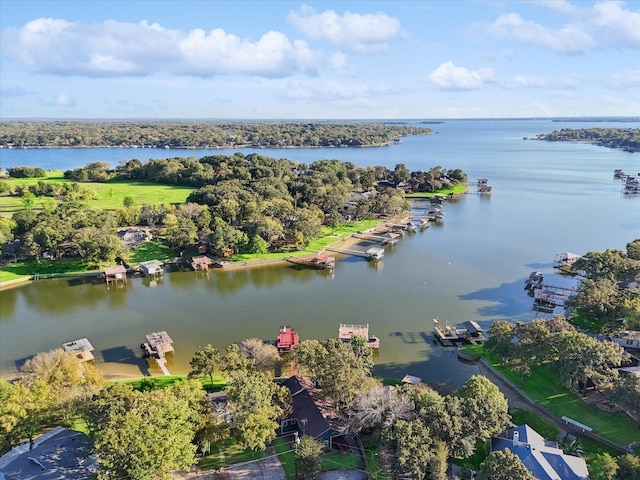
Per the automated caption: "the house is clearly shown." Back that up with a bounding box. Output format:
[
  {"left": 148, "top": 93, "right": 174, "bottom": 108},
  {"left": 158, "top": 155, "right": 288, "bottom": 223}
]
[
  {"left": 117, "top": 227, "right": 151, "bottom": 247},
  {"left": 613, "top": 330, "right": 640, "bottom": 350},
  {"left": 279, "top": 376, "right": 344, "bottom": 448},
  {"left": 0, "top": 427, "right": 97, "bottom": 480},
  {"left": 491, "top": 424, "right": 590, "bottom": 480}
]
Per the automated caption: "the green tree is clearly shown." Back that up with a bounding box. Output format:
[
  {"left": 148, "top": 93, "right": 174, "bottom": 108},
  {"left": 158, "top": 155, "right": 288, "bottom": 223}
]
[
  {"left": 123, "top": 195, "right": 135, "bottom": 207},
  {"left": 188, "top": 344, "right": 221, "bottom": 387},
  {"left": 429, "top": 440, "right": 449, "bottom": 480},
  {"left": 611, "top": 374, "right": 640, "bottom": 417},
  {"left": 456, "top": 375, "right": 511, "bottom": 443},
  {"left": 387, "top": 419, "right": 432, "bottom": 480},
  {"left": 296, "top": 436, "right": 324, "bottom": 480},
  {"left": 477, "top": 448, "right": 535, "bottom": 480},
  {"left": 615, "top": 454, "right": 640, "bottom": 480},
  {"left": 86, "top": 380, "right": 206, "bottom": 480},
  {"left": 225, "top": 370, "right": 291, "bottom": 451},
  {"left": 590, "top": 453, "right": 619, "bottom": 480},
  {"left": 0, "top": 379, "right": 55, "bottom": 451}
]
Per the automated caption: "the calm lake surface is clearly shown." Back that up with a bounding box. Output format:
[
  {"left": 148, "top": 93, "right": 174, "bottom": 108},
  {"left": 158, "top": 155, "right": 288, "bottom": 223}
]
[{"left": 1, "top": 119, "right": 639, "bottom": 390}]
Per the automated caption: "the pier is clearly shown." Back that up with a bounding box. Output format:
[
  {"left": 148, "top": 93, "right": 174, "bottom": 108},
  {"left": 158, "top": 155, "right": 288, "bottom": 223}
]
[
  {"left": 353, "top": 232, "right": 400, "bottom": 245},
  {"left": 287, "top": 255, "right": 335, "bottom": 269},
  {"left": 433, "top": 318, "right": 486, "bottom": 345},
  {"left": 326, "top": 246, "right": 384, "bottom": 260},
  {"left": 141, "top": 331, "right": 174, "bottom": 376},
  {"left": 63, "top": 338, "right": 95, "bottom": 362},
  {"left": 338, "top": 323, "right": 380, "bottom": 348}
]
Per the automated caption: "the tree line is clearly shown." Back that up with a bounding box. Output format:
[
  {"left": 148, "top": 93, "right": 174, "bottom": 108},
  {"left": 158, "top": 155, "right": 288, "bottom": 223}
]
[
  {"left": 537, "top": 127, "right": 640, "bottom": 152},
  {"left": 2, "top": 154, "right": 467, "bottom": 263},
  {"left": 0, "top": 121, "right": 432, "bottom": 148}
]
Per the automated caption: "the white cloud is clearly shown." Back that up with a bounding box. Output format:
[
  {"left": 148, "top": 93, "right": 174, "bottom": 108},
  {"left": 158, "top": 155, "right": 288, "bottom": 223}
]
[
  {"left": 40, "top": 91, "right": 75, "bottom": 107},
  {"left": 427, "top": 61, "right": 495, "bottom": 91},
  {"left": 283, "top": 79, "right": 394, "bottom": 102},
  {"left": 2, "top": 18, "right": 321, "bottom": 78},
  {"left": 606, "top": 66, "right": 640, "bottom": 89},
  {"left": 514, "top": 75, "right": 546, "bottom": 88},
  {"left": 287, "top": 5, "right": 403, "bottom": 53},
  {"left": 488, "top": 13, "right": 595, "bottom": 54},
  {"left": 590, "top": 1, "right": 640, "bottom": 47},
  {"left": 329, "top": 52, "right": 355, "bottom": 76}
]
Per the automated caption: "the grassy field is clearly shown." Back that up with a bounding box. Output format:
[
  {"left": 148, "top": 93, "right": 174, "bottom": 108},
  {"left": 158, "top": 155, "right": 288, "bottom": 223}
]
[
  {"left": 0, "top": 172, "right": 194, "bottom": 216},
  {"left": 461, "top": 345, "right": 640, "bottom": 446},
  {"left": 198, "top": 438, "right": 264, "bottom": 470},
  {"left": 404, "top": 183, "right": 468, "bottom": 197}
]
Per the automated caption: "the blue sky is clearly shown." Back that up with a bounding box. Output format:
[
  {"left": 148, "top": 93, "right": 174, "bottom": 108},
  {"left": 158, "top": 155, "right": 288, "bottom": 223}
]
[{"left": 1, "top": 0, "right": 639, "bottom": 119}]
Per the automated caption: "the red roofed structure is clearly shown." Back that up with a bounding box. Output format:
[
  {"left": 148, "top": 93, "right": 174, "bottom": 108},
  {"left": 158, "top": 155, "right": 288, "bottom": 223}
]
[{"left": 277, "top": 326, "right": 299, "bottom": 352}]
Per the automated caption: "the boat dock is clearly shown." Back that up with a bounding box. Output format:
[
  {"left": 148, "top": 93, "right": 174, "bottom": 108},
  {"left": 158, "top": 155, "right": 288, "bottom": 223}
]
[
  {"left": 352, "top": 232, "right": 400, "bottom": 245},
  {"left": 326, "top": 246, "right": 384, "bottom": 260},
  {"left": 433, "top": 318, "right": 486, "bottom": 345},
  {"left": 532, "top": 284, "right": 578, "bottom": 312},
  {"left": 141, "top": 331, "right": 174, "bottom": 376},
  {"left": 338, "top": 323, "right": 380, "bottom": 348},
  {"left": 287, "top": 255, "right": 335, "bottom": 269},
  {"left": 63, "top": 338, "right": 95, "bottom": 362}
]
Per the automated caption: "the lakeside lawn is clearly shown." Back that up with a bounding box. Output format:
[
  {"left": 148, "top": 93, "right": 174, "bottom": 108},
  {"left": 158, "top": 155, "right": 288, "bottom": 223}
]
[
  {"left": 404, "top": 183, "right": 468, "bottom": 197},
  {"left": 461, "top": 345, "right": 640, "bottom": 447},
  {"left": 0, "top": 171, "right": 194, "bottom": 216}
]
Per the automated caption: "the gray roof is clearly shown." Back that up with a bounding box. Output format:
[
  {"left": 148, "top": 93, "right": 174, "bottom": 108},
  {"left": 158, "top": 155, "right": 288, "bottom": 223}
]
[
  {"left": 491, "top": 425, "right": 589, "bottom": 480},
  {"left": 0, "top": 427, "right": 96, "bottom": 480}
]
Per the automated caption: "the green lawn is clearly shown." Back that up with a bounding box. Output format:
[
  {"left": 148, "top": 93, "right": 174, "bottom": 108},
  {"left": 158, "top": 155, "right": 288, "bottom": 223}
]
[
  {"left": 272, "top": 437, "right": 297, "bottom": 479},
  {"left": 322, "top": 451, "right": 364, "bottom": 470},
  {"left": 0, "top": 172, "right": 194, "bottom": 216},
  {"left": 478, "top": 349, "right": 640, "bottom": 446},
  {"left": 198, "top": 438, "right": 264, "bottom": 470},
  {"left": 0, "top": 257, "right": 94, "bottom": 283},
  {"left": 128, "top": 241, "right": 175, "bottom": 264},
  {"left": 404, "top": 184, "right": 468, "bottom": 197},
  {"left": 361, "top": 433, "right": 390, "bottom": 480}
]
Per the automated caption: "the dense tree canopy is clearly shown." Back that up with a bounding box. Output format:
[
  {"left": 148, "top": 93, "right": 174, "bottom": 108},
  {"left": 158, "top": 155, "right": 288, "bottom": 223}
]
[
  {"left": 477, "top": 448, "right": 535, "bottom": 480},
  {"left": 0, "top": 121, "right": 432, "bottom": 148},
  {"left": 86, "top": 380, "right": 208, "bottom": 480}
]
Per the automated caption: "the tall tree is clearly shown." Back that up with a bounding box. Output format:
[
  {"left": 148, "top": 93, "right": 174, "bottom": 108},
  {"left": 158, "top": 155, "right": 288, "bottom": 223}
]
[
  {"left": 188, "top": 344, "right": 221, "bottom": 387},
  {"left": 477, "top": 448, "right": 535, "bottom": 480},
  {"left": 225, "top": 370, "right": 291, "bottom": 451},
  {"left": 295, "top": 436, "right": 324, "bottom": 480},
  {"left": 86, "top": 380, "right": 206, "bottom": 480},
  {"left": 387, "top": 419, "right": 432, "bottom": 480}
]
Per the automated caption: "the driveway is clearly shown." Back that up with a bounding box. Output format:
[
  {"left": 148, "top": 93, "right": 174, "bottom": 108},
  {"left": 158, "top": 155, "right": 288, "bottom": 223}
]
[
  {"left": 317, "top": 470, "right": 368, "bottom": 480},
  {"left": 225, "top": 447, "right": 285, "bottom": 480}
]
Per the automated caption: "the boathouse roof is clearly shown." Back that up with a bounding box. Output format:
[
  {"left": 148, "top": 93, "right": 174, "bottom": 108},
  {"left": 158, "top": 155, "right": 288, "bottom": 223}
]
[
  {"left": 463, "top": 320, "right": 483, "bottom": 335},
  {"left": 103, "top": 265, "right": 126, "bottom": 276},
  {"left": 62, "top": 338, "right": 95, "bottom": 362},
  {"left": 277, "top": 326, "right": 299, "bottom": 351},
  {"left": 146, "top": 331, "right": 173, "bottom": 349}
]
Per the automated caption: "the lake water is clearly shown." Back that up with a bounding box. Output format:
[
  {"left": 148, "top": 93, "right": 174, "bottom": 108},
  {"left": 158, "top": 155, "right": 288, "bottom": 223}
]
[{"left": 1, "top": 119, "right": 639, "bottom": 391}]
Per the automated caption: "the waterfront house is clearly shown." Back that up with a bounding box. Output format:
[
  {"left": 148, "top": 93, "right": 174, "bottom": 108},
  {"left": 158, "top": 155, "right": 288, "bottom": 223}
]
[
  {"left": 491, "top": 424, "right": 590, "bottom": 480},
  {"left": 280, "top": 376, "right": 344, "bottom": 448},
  {"left": 117, "top": 227, "right": 151, "bottom": 247}
]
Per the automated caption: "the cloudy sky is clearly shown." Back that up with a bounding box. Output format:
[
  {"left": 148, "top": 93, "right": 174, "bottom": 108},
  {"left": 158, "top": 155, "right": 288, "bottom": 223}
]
[{"left": 1, "top": 0, "right": 639, "bottom": 119}]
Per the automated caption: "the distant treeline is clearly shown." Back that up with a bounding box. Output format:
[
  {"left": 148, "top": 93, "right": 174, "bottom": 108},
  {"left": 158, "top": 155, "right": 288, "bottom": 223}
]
[
  {"left": 537, "top": 127, "right": 640, "bottom": 152},
  {"left": 0, "top": 121, "right": 431, "bottom": 148}
]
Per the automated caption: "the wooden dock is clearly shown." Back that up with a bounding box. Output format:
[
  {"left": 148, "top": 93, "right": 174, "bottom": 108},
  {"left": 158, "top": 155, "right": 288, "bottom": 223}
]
[
  {"left": 353, "top": 232, "right": 400, "bottom": 245},
  {"left": 326, "top": 246, "right": 384, "bottom": 260},
  {"left": 142, "top": 331, "right": 174, "bottom": 376}
]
